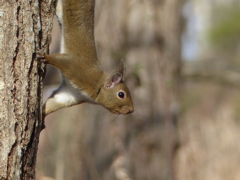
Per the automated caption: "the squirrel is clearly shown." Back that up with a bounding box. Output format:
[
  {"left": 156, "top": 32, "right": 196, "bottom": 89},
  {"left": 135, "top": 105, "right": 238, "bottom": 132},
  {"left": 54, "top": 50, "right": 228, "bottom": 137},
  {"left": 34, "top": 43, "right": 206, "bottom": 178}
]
[{"left": 40, "top": 0, "right": 134, "bottom": 116}]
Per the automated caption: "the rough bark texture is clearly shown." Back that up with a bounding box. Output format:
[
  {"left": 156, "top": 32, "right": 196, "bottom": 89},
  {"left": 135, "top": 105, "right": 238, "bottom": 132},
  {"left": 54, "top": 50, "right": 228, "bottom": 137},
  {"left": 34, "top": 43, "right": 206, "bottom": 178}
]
[{"left": 0, "top": 0, "right": 55, "bottom": 179}]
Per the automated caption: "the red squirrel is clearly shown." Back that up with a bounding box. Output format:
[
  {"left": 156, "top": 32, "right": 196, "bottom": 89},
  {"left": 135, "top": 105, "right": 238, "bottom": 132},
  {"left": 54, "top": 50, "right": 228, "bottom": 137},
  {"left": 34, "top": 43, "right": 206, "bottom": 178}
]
[{"left": 41, "top": 0, "right": 134, "bottom": 116}]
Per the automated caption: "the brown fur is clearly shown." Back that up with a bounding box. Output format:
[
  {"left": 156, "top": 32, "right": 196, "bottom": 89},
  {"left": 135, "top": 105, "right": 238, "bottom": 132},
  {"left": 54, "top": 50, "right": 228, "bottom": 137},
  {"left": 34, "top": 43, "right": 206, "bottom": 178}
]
[{"left": 43, "top": 0, "right": 134, "bottom": 115}]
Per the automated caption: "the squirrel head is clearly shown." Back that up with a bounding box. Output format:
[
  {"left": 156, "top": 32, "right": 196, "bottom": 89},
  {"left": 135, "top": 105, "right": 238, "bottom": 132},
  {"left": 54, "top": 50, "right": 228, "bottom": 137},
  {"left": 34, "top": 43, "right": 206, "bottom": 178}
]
[{"left": 96, "top": 71, "right": 134, "bottom": 115}]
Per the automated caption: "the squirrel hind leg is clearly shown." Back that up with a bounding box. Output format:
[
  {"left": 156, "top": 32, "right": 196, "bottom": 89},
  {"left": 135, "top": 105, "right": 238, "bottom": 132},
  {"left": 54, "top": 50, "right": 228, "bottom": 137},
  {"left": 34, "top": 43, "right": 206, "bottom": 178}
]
[{"left": 43, "top": 86, "right": 80, "bottom": 116}]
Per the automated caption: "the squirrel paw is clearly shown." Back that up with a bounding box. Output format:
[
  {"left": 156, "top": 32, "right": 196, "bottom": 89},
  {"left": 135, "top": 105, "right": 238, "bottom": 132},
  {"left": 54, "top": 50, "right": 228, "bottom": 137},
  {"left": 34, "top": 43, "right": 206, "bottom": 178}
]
[{"left": 36, "top": 52, "right": 48, "bottom": 64}]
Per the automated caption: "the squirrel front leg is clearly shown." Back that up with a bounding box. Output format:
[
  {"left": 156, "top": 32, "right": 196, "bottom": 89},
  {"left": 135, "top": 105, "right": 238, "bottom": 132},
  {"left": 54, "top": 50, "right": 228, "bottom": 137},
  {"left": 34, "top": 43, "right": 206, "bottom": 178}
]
[
  {"left": 39, "top": 54, "right": 79, "bottom": 116},
  {"left": 44, "top": 54, "right": 72, "bottom": 70}
]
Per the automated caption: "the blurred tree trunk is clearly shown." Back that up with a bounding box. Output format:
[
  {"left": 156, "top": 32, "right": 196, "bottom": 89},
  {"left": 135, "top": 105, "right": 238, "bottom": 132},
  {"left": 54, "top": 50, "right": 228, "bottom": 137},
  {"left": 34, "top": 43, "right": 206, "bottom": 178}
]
[
  {"left": 0, "top": 0, "right": 54, "bottom": 179},
  {"left": 126, "top": 0, "right": 182, "bottom": 179},
  {"left": 160, "top": 0, "right": 182, "bottom": 179}
]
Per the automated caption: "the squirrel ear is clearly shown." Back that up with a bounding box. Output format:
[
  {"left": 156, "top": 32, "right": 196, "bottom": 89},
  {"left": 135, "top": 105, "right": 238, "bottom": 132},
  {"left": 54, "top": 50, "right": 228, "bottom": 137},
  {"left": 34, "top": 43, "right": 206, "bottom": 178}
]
[
  {"left": 106, "top": 72, "right": 123, "bottom": 88},
  {"left": 118, "top": 59, "right": 125, "bottom": 77}
]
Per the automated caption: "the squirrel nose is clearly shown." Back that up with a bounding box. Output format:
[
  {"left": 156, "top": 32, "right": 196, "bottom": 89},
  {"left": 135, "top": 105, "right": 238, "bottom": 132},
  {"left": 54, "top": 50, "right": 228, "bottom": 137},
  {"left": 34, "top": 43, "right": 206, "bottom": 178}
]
[
  {"left": 127, "top": 107, "right": 134, "bottom": 114},
  {"left": 119, "top": 106, "right": 134, "bottom": 114}
]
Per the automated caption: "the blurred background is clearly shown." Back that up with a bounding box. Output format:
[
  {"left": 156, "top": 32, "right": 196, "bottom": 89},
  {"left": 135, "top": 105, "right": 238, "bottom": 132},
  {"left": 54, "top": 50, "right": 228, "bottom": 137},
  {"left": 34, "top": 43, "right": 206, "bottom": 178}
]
[{"left": 37, "top": 0, "right": 240, "bottom": 180}]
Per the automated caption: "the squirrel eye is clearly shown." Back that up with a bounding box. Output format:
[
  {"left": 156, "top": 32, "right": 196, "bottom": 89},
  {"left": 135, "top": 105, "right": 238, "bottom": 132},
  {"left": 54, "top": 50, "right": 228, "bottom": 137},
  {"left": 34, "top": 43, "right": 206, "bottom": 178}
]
[{"left": 118, "top": 91, "right": 125, "bottom": 99}]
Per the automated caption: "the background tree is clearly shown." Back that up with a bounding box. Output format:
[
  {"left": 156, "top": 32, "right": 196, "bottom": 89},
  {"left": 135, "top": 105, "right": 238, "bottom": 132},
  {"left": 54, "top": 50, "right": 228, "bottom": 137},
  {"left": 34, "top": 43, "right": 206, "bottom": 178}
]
[{"left": 0, "top": 0, "right": 55, "bottom": 179}]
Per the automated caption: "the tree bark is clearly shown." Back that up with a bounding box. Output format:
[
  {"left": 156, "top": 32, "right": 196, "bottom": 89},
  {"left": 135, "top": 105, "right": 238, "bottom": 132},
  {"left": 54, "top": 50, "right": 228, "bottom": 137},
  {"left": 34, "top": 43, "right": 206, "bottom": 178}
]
[{"left": 0, "top": 0, "right": 55, "bottom": 179}]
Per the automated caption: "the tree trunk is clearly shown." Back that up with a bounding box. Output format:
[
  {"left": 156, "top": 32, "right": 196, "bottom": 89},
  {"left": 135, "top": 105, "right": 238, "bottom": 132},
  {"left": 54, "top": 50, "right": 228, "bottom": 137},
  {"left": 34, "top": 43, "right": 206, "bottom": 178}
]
[
  {"left": 158, "top": 1, "right": 183, "bottom": 179},
  {"left": 0, "top": 0, "right": 55, "bottom": 179}
]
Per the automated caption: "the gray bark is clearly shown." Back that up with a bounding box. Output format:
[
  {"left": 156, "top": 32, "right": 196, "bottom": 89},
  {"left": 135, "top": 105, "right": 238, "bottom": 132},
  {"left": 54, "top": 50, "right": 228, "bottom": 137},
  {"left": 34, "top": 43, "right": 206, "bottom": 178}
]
[{"left": 0, "top": 0, "right": 55, "bottom": 179}]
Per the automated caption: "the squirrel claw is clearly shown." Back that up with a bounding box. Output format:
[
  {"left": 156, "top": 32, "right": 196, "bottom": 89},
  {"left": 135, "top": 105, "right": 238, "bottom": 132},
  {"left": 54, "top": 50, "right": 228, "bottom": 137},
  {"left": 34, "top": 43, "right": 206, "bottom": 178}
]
[{"left": 36, "top": 53, "right": 48, "bottom": 64}]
